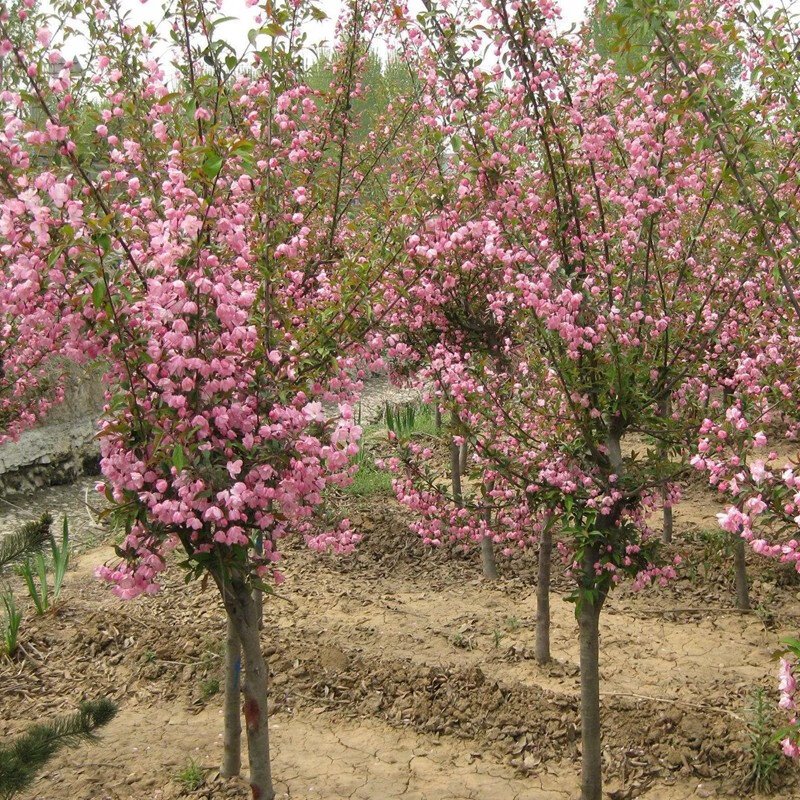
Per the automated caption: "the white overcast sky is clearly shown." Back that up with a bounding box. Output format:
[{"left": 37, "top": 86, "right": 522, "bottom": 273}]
[{"left": 57, "top": 0, "right": 589, "bottom": 63}]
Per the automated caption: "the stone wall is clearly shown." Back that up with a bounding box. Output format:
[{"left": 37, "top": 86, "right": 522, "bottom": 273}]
[
  {"left": 0, "top": 363, "right": 105, "bottom": 498},
  {"left": 0, "top": 368, "right": 424, "bottom": 498}
]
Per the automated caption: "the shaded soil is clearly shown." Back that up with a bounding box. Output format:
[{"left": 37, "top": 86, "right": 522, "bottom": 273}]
[{"left": 1, "top": 481, "right": 799, "bottom": 799}]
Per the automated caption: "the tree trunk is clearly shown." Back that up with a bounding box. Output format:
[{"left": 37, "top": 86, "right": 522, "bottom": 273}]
[
  {"left": 221, "top": 616, "right": 242, "bottom": 778},
  {"left": 253, "top": 533, "right": 264, "bottom": 630},
  {"left": 434, "top": 403, "right": 441, "bottom": 432},
  {"left": 535, "top": 522, "right": 552, "bottom": 664},
  {"left": 459, "top": 441, "right": 468, "bottom": 475},
  {"left": 662, "top": 504, "right": 673, "bottom": 545},
  {"left": 723, "top": 385, "right": 733, "bottom": 410},
  {"left": 659, "top": 396, "right": 673, "bottom": 544},
  {"left": 450, "top": 414, "right": 462, "bottom": 507},
  {"left": 578, "top": 589, "right": 604, "bottom": 800},
  {"left": 734, "top": 535, "right": 750, "bottom": 610},
  {"left": 480, "top": 535, "right": 497, "bottom": 578},
  {"left": 481, "top": 480, "right": 498, "bottom": 579},
  {"left": 225, "top": 582, "right": 275, "bottom": 800}
]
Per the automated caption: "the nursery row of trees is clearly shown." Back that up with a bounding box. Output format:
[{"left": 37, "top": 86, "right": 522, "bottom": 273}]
[{"left": 2, "top": 1, "right": 800, "bottom": 799}]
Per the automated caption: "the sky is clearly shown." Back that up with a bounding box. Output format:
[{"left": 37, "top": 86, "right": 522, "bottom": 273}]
[{"left": 57, "top": 0, "right": 590, "bottom": 64}]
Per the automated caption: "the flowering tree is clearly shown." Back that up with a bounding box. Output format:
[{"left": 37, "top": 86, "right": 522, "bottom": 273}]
[
  {"left": 0, "top": 3, "right": 91, "bottom": 441},
  {"left": 629, "top": 0, "right": 800, "bottom": 756},
  {"left": 0, "top": 0, "right": 434, "bottom": 796},
  {"left": 379, "top": 2, "right": 780, "bottom": 798}
]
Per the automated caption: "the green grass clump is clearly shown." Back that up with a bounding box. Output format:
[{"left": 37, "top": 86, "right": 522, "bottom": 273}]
[
  {"left": 176, "top": 759, "right": 205, "bottom": 791},
  {"left": 344, "top": 457, "right": 393, "bottom": 497}
]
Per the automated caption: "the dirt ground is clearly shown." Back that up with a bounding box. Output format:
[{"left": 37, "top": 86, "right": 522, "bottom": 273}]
[{"left": 2, "top": 477, "right": 800, "bottom": 800}]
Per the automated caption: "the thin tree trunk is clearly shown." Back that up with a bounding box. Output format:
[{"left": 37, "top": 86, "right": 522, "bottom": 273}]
[
  {"left": 221, "top": 616, "right": 242, "bottom": 778},
  {"left": 722, "top": 385, "right": 733, "bottom": 410},
  {"left": 734, "top": 535, "right": 750, "bottom": 610},
  {"left": 450, "top": 412, "right": 462, "bottom": 507},
  {"left": 225, "top": 582, "right": 274, "bottom": 800},
  {"left": 434, "top": 403, "right": 442, "bottom": 432},
  {"left": 535, "top": 521, "right": 552, "bottom": 664},
  {"left": 480, "top": 535, "right": 497, "bottom": 578},
  {"left": 659, "top": 395, "right": 673, "bottom": 544},
  {"left": 459, "top": 441, "right": 468, "bottom": 475},
  {"left": 253, "top": 533, "right": 264, "bottom": 630},
  {"left": 481, "top": 481, "right": 497, "bottom": 579},
  {"left": 662, "top": 504, "right": 673, "bottom": 545},
  {"left": 578, "top": 561, "right": 604, "bottom": 800}
]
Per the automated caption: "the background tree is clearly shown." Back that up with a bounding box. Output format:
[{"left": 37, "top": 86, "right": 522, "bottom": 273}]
[
  {"left": 0, "top": 0, "right": 435, "bottom": 796},
  {"left": 381, "top": 3, "right": 778, "bottom": 799}
]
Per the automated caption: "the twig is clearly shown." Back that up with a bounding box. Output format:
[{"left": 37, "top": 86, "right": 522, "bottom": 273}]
[{"left": 0, "top": 496, "right": 25, "bottom": 511}]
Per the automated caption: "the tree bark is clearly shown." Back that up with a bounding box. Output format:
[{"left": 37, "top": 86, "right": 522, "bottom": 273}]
[
  {"left": 535, "top": 521, "right": 552, "bottom": 664},
  {"left": 480, "top": 480, "right": 498, "bottom": 579},
  {"left": 434, "top": 403, "right": 441, "bottom": 432},
  {"left": 734, "top": 535, "right": 750, "bottom": 610},
  {"left": 253, "top": 533, "right": 264, "bottom": 630},
  {"left": 662, "top": 504, "right": 673, "bottom": 545},
  {"left": 224, "top": 581, "right": 275, "bottom": 800},
  {"left": 459, "top": 441, "right": 468, "bottom": 475},
  {"left": 578, "top": 581, "right": 604, "bottom": 800},
  {"left": 722, "top": 385, "right": 733, "bottom": 410},
  {"left": 221, "top": 615, "right": 242, "bottom": 778},
  {"left": 659, "top": 396, "right": 673, "bottom": 544},
  {"left": 480, "top": 535, "right": 497, "bottom": 579},
  {"left": 450, "top": 412, "right": 463, "bottom": 507}
]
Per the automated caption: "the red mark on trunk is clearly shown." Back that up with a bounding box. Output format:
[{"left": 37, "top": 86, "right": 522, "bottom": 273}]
[
  {"left": 250, "top": 783, "right": 261, "bottom": 800},
  {"left": 243, "top": 697, "right": 260, "bottom": 730}
]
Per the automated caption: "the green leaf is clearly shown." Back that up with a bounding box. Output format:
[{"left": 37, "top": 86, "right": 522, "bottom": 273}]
[
  {"left": 202, "top": 152, "right": 224, "bottom": 179},
  {"left": 96, "top": 232, "right": 112, "bottom": 254},
  {"left": 264, "top": 22, "right": 287, "bottom": 37},
  {"left": 172, "top": 444, "right": 186, "bottom": 473},
  {"left": 92, "top": 281, "right": 107, "bottom": 308}
]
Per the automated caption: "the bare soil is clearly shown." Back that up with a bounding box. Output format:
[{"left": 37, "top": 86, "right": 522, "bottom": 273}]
[{"left": 2, "top": 479, "right": 800, "bottom": 800}]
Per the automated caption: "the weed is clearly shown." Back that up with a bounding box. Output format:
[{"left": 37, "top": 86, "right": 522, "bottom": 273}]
[
  {"left": 344, "top": 450, "right": 392, "bottom": 497},
  {"left": 493, "top": 629, "right": 503, "bottom": 649},
  {"left": 199, "top": 678, "right": 220, "bottom": 701},
  {"left": 385, "top": 401, "right": 417, "bottom": 437},
  {"left": 1, "top": 589, "right": 22, "bottom": 657},
  {"left": 143, "top": 649, "right": 156, "bottom": 662},
  {"left": 18, "top": 556, "right": 49, "bottom": 616},
  {"left": 687, "top": 527, "right": 734, "bottom": 580},
  {"left": 176, "top": 758, "right": 205, "bottom": 791},
  {"left": 754, "top": 602, "right": 777, "bottom": 631},
  {"left": 745, "top": 687, "right": 782, "bottom": 793},
  {"left": 50, "top": 516, "right": 70, "bottom": 598},
  {"left": 505, "top": 617, "right": 523, "bottom": 631},
  {"left": 384, "top": 401, "right": 437, "bottom": 439},
  {"left": 17, "top": 516, "right": 70, "bottom": 615}
]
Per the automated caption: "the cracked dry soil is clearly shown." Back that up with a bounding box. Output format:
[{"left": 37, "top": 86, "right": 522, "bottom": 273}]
[{"left": 1, "top": 480, "right": 800, "bottom": 800}]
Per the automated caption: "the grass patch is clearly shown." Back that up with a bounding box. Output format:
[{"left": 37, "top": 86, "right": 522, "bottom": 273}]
[
  {"left": 344, "top": 458, "right": 393, "bottom": 497},
  {"left": 176, "top": 759, "right": 205, "bottom": 791}
]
